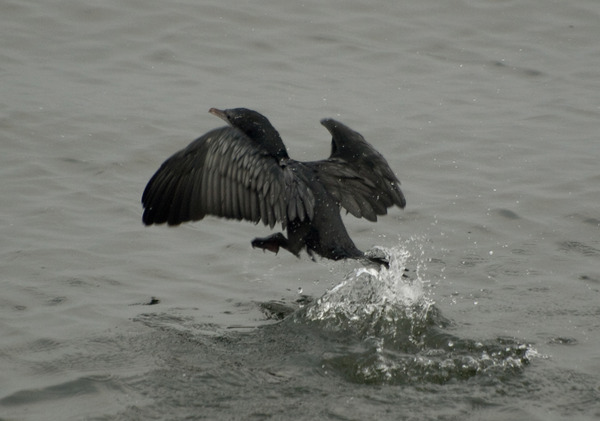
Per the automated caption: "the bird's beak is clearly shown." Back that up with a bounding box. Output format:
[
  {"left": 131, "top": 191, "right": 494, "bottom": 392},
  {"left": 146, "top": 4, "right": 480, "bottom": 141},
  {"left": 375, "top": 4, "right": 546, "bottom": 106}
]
[{"left": 209, "top": 108, "right": 229, "bottom": 124}]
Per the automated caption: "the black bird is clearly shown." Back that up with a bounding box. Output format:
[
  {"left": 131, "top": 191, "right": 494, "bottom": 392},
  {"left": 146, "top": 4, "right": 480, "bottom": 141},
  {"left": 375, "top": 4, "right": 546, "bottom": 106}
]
[{"left": 142, "top": 108, "right": 405, "bottom": 264}]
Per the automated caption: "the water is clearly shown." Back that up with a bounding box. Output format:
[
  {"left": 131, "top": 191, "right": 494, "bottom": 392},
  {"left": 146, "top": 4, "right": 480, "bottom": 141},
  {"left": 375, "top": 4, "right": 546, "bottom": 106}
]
[{"left": 2, "top": 0, "right": 600, "bottom": 419}]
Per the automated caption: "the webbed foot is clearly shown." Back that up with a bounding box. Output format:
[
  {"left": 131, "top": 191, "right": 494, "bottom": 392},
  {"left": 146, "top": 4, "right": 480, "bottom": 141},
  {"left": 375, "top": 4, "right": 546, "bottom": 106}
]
[{"left": 251, "top": 233, "right": 289, "bottom": 255}]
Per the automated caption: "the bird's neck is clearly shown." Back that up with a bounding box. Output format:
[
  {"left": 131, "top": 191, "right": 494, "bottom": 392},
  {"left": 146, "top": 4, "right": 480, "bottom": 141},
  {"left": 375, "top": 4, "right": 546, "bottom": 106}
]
[{"left": 259, "top": 129, "right": 289, "bottom": 160}]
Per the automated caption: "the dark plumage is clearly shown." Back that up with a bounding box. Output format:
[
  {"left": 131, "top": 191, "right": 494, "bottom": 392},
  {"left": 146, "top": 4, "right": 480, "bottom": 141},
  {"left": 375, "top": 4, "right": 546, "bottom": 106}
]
[{"left": 142, "top": 108, "right": 405, "bottom": 263}]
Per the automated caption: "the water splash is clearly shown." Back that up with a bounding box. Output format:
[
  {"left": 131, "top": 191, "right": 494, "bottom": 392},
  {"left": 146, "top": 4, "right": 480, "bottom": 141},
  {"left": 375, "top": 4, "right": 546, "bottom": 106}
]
[
  {"left": 299, "top": 244, "right": 441, "bottom": 348},
  {"left": 292, "top": 240, "right": 539, "bottom": 385}
]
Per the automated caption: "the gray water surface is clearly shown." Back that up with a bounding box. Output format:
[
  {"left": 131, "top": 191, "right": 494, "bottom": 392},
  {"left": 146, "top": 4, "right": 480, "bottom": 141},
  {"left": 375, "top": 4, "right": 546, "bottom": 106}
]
[{"left": 1, "top": 0, "right": 599, "bottom": 420}]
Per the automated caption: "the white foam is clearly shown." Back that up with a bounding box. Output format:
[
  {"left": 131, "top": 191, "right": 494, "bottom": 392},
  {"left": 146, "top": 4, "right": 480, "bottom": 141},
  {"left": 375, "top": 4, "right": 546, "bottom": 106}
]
[{"left": 302, "top": 242, "right": 435, "bottom": 342}]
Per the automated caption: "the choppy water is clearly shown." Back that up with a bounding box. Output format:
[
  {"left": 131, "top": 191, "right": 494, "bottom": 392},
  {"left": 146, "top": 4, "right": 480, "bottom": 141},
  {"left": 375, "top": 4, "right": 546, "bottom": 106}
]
[{"left": 2, "top": 0, "right": 600, "bottom": 420}]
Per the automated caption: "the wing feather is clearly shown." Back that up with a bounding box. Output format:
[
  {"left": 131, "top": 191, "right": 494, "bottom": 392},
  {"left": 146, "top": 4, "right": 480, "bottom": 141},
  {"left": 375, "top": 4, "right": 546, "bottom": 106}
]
[
  {"left": 142, "top": 126, "right": 299, "bottom": 227},
  {"left": 189, "top": 168, "right": 204, "bottom": 220},
  {"left": 308, "top": 119, "right": 406, "bottom": 222}
]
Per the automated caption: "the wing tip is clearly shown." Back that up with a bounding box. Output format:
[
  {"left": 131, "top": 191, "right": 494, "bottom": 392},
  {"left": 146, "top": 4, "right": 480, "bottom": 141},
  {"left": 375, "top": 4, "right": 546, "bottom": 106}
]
[{"left": 320, "top": 118, "right": 342, "bottom": 133}]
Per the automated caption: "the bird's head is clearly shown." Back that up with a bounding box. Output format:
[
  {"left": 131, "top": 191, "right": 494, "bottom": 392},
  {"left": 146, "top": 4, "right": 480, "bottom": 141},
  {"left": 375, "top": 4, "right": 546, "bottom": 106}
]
[{"left": 209, "top": 107, "right": 289, "bottom": 160}]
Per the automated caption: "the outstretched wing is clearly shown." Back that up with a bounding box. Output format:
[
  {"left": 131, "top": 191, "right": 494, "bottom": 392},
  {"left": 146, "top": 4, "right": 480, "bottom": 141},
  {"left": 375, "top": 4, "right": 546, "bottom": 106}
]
[
  {"left": 142, "top": 126, "right": 313, "bottom": 228},
  {"left": 308, "top": 118, "right": 406, "bottom": 222}
]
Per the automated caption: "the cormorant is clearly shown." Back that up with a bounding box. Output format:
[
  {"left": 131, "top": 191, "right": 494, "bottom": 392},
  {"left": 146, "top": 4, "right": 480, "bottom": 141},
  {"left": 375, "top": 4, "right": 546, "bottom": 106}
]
[{"left": 141, "top": 108, "right": 405, "bottom": 264}]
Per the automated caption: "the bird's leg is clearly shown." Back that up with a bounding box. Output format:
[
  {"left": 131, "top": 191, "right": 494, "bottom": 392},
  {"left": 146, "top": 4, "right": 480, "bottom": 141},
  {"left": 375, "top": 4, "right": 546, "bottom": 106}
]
[{"left": 252, "top": 233, "right": 298, "bottom": 257}]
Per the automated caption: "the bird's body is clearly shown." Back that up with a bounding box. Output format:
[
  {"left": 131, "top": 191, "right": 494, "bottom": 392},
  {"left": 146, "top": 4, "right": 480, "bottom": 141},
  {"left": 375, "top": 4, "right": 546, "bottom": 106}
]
[{"left": 142, "top": 108, "right": 405, "bottom": 264}]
